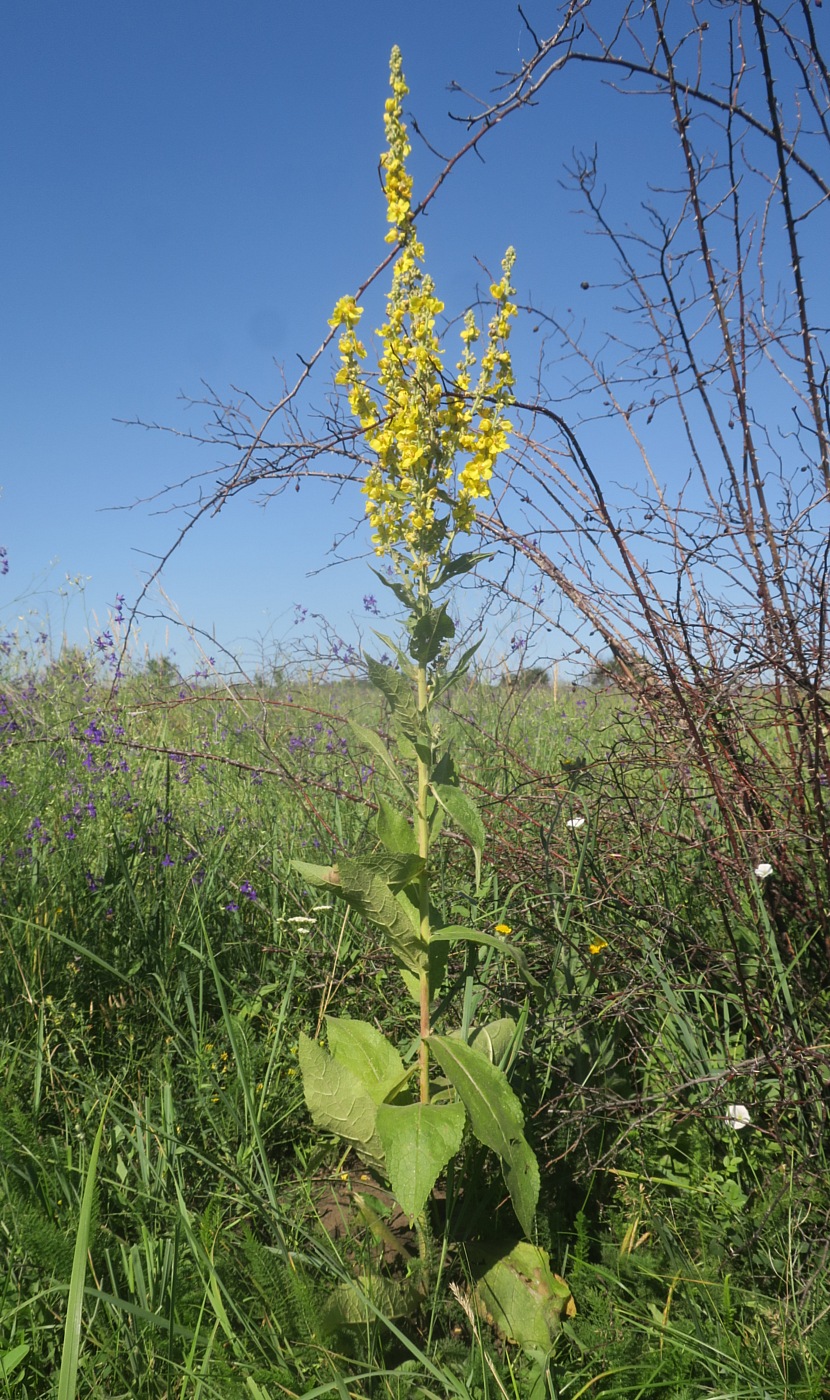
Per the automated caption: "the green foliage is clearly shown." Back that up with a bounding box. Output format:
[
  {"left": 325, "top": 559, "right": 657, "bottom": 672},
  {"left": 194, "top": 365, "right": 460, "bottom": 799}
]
[
  {"left": 428, "top": 1035, "right": 539, "bottom": 1237},
  {"left": 469, "top": 1240, "right": 573, "bottom": 1347},
  {"left": 376, "top": 1101, "right": 466, "bottom": 1218}
]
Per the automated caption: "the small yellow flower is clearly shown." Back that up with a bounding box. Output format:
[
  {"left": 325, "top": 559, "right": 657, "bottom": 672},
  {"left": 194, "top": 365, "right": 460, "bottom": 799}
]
[
  {"left": 495, "top": 922, "right": 512, "bottom": 936},
  {"left": 589, "top": 939, "right": 608, "bottom": 955},
  {"left": 328, "top": 295, "right": 364, "bottom": 330}
]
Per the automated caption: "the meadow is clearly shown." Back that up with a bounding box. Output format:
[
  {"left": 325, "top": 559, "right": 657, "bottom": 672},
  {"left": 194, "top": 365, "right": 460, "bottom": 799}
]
[{"left": 1, "top": 644, "right": 828, "bottom": 1398}]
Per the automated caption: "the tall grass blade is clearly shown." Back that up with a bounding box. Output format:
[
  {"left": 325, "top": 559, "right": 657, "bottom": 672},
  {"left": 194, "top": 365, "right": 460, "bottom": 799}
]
[{"left": 56, "top": 1100, "right": 106, "bottom": 1400}]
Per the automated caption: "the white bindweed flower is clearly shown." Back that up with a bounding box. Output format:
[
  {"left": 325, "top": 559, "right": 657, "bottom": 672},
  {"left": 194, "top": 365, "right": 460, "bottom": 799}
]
[
  {"left": 754, "top": 862, "right": 773, "bottom": 880},
  {"left": 566, "top": 817, "right": 586, "bottom": 829},
  {"left": 725, "top": 1103, "right": 751, "bottom": 1131}
]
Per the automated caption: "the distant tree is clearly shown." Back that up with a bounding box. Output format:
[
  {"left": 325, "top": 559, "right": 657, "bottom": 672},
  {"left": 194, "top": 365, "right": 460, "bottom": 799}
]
[
  {"left": 583, "top": 651, "right": 655, "bottom": 691},
  {"left": 144, "top": 655, "right": 180, "bottom": 689},
  {"left": 500, "top": 666, "right": 549, "bottom": 691}
]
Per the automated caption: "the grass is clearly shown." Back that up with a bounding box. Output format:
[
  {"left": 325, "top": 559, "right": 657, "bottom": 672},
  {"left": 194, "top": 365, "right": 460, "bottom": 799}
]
[{"left": 1, "top": 652, "right": 828, "bottom": 1396}]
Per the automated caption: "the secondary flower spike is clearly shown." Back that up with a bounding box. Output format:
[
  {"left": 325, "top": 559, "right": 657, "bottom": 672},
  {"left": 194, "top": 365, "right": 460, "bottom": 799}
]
[{"left": 330, "top": 46, "right": 517, "bottom": 568}]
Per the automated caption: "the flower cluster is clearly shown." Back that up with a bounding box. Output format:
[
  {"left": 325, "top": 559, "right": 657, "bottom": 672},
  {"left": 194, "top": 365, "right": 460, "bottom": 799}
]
[{"left": 329, "top": 47, "right": 517, "bottom": 566}]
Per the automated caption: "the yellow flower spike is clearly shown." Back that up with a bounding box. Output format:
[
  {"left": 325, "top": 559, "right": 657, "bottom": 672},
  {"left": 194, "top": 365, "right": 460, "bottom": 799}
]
[{"left": 329, "top": 48, "right": 516, "bottom": 564}]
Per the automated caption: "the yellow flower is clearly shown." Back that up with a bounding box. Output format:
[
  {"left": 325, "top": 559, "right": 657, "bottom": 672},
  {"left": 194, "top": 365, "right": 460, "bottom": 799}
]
[
  {"left": 328, "top": 295, "right": 364, "bottom": 330},
  {"left": 495, "top": 922, "right": 512, "bottom": 936},
  {"left": 589, "top": 939, "right": 608, "bottom": 955},
  {"left": 329, "top": 49, "right": 516, "bottom": 564}
]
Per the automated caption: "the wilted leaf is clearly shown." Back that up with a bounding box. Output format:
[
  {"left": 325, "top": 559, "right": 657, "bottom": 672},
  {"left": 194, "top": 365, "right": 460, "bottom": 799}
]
[{"left": 470, "top": 1240, "right": 573, "bottom": 1346}]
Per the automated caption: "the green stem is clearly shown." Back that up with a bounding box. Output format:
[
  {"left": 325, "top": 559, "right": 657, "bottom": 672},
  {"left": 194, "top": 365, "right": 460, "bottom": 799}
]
[{"left": 416, "top": 655, "right": 431, "bottom": 1104}]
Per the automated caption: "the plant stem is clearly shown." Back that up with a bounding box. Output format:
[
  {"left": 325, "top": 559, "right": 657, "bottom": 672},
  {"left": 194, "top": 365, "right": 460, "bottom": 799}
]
[{"left": 416, "top": 655, "right": 431, "bottom": 1104}]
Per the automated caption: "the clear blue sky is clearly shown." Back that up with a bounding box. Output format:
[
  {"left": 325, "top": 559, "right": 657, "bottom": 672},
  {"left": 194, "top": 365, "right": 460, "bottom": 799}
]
[{"left": 1, "top": 1, "right": 689, "bottom": 675}]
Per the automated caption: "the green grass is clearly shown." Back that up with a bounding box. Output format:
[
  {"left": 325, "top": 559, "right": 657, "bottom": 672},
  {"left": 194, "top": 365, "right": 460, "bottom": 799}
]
[{"left": 1, "top": 657, "right": 828, "bottom": 1396}]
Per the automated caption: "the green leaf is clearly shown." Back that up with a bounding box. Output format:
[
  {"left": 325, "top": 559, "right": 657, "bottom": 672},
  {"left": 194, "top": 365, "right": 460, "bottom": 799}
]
[
  {"left": 431, "top": 751, "right": 457, "bottom": 788},
  {"left": 347, "top": 719, "right": 411, "bottom": 793},
  {"left": 369, "top": 567, "right": 416, "bottom": 610},
  {"left": 298, "top": 1033, "right": 385, "bottom": 1167},
  {"left": 293, "top": 859, "right": 338, "bottom": 887},
  {"left": 0, "top": 1343, "right": 29, "bottom": 1380},
  {"left": 432, "top": 640, "right": 484, "bottom": 704},
  {"left": 321, "top": 1275, "right": 411, "bottom": 1328},
  {"left": 365, "top": 656, "right": 420, "bottom": 739},
  {"left": 451, "top": 1017, "right": 518, "bottom": 1065},
  {"left": 326, "top": 1017, "right": 408, "bottom": 1104},
  {"left": 432, "top": 551, "right": 492, "bottom": 587},
  {"left": 470, "top": 1241, "right": 573, "bottom": 1347},
  {"left": 371, "top": 630, "right": 415, "bottom": 676},
  {"left": 295, "top": 857, "right": 427, "bottom": 974},
  {"left": 408, "top": 604, "right": 456, "bottom": 664},
  {"left": 376, "top": 797, "right": 419, "bottom": 857},
  {"left": 58, "top": 1100, "right": 107, "bottom": 1400},
  {"left": 398, "top": 937, "right": 449, "bottom": 1003},
  {"left": 431, "top": 926, "right": 542, "bottom": 989},
  {"left": 426, "top": 1035, "right": 539, "bottom": 1237},
  {"left": 361, "top": 850, "right": 424, "bottom": 889},
  {"left": 376, "top": 1101, "right": 466, "bottom": 1219},
  {"left": 337, "top": 858, "right": 428, "bottom": 975},
  {"left": 432, "top": 785, "right": 486, "bottom": 851}
]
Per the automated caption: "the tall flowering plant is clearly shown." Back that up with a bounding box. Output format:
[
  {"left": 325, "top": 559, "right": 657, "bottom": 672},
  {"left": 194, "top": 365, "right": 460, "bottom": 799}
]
[{"left": 297, "top": 51, "right": 549, "bottom": 1281}]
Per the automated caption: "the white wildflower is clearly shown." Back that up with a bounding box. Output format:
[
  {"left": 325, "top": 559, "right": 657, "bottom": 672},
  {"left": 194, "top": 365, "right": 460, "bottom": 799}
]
[
  {"left": 566, "top": 817, "right": 586, "bottom": 830},
  {"left": 725, "top": 1103, "right": 751, "bottom": 1131},
  {"left": 754, "top": 862, "right": 773, "bottom": 880}
]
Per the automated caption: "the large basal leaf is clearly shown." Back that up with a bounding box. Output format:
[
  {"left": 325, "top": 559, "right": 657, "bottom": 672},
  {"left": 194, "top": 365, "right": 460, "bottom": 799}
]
[
  {"left": 292, "top": 858, "right": 338, "bottom": 887},
  {"left": 376, "top": 1101, "right": 466, "bottom": 1220},
  {"left": 469, "top": 1240, "right": 574, "bottom": 1347},
  {"left": 426, "top": 1035, "right": 539, "bottom": 1238},
  {"left": 326, "top": 1017, "right": 408, "bottom": 1104},
  {"left": 298, "top": 1033, "right": 385, "bottom": 1167},
  {"left": 360, "top": 848, "right": 424, "bottom": 888},
  {"left": 431, "top": 926, "right": 541, "bottom": 989},
  {"left": 337, "top": 858, "right": 428, "bottom": 975},
  {"left": 320, "top": 1274, "right": 411, "bottom": 1329}
]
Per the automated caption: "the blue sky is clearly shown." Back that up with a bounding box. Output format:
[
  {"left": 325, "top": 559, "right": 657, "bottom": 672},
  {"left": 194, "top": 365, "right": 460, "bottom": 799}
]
[{"left": 0, "top": 1, "right": 737, "bottom": 675}]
